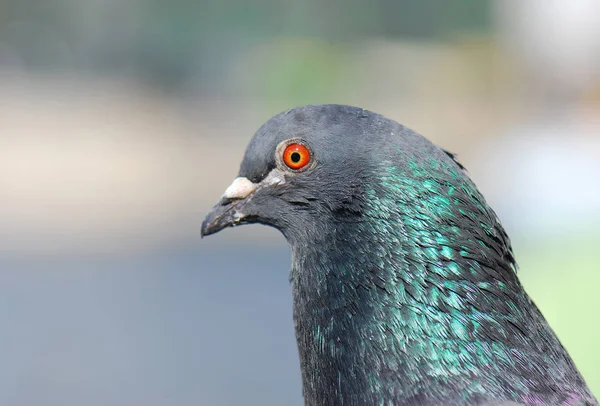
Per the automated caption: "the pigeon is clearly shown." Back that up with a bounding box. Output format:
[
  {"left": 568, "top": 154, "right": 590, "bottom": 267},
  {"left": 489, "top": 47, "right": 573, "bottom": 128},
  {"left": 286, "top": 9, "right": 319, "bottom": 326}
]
[{"left": 201, "top": 105, "right": 597, "bottom": 406}]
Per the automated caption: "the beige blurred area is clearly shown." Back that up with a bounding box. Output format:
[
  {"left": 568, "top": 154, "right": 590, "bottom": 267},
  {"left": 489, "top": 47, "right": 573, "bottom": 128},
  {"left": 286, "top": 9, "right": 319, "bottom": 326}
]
[
  {"left": 0, "top": 72, "right": 257, "bottom": 255},
  {"left": 2, "top": 33, "right": 599, "bottom": 256}
]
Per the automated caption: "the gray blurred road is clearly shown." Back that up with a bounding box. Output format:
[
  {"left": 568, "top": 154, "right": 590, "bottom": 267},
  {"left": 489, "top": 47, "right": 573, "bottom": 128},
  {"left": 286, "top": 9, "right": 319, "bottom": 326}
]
[{"left": 0, "top": 241, "right": 303, "bottom": 406}]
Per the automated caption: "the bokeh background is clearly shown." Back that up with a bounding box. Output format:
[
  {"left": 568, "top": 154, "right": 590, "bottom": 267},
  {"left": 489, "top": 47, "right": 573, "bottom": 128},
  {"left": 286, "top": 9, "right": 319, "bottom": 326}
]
[{"left": 1, "top": 1, "right": 599, "bottom": 404}]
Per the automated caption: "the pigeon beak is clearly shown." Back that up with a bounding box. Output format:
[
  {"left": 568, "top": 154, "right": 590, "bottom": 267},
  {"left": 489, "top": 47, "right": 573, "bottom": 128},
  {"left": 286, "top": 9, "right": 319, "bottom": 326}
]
[{"left": 201, "top": 177, "right": 258, "bottom": 237}]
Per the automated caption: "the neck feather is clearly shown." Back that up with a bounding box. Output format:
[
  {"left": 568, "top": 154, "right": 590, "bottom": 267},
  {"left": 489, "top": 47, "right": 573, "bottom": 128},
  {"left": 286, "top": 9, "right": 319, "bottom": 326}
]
[{"left": 288, "top": 165, "right": 590, "bottom": 405}]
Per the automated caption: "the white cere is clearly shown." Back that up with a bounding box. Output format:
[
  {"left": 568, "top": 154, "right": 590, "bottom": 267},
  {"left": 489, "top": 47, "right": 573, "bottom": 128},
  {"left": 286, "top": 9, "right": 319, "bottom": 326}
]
[{"left": 223, "top": 177, "right": 257, "bottom": 199}]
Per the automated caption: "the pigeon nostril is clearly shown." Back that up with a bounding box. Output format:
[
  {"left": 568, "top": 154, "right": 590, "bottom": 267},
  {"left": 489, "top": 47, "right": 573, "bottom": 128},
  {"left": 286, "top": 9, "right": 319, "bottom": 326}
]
[{"left": 220, "top": 197, "right": 236, "bottom": 206}]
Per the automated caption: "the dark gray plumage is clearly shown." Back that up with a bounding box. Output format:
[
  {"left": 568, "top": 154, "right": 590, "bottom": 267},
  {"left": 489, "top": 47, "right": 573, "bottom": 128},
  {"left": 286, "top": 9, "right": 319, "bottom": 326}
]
[{"left": 202, "top": 105, "right": 597, "bottom": 406}]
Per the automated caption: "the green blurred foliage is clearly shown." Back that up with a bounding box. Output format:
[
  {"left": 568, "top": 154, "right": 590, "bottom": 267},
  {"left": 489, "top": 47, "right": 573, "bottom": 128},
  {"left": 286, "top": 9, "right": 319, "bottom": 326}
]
[
  {"left": 246, "top": 40, "right": 356, "bottom": 107},
  {"left": 518, "top": 236, "right": 600, "bottom": 396},
  {"left": 0, "top": 0, "right": 492, "bottom": 88}
]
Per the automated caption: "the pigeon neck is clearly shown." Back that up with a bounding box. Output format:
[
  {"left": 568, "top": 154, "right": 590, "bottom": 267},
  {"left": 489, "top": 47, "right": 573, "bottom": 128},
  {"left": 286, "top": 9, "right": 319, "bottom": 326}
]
[
  {"left": 290, "top": 231, "right": 493, "bottom": 404},
  {"left": 287, "top": 162, "right": 594, "bottom": 405},
  {"left": 288, "top": 218, "right": 581, "bottom": 405}
]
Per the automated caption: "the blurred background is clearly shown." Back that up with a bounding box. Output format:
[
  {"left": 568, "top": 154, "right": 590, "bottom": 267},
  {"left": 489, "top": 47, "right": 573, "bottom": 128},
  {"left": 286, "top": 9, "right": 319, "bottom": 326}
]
[{"left": 1, "top": 0, "right": 599, "bottom": 404}]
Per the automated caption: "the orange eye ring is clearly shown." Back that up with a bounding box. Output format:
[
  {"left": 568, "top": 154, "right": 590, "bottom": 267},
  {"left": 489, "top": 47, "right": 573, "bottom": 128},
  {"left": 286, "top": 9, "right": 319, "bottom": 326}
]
[{"left": 282, "top": 143, "right": 311, "bottom": 170}]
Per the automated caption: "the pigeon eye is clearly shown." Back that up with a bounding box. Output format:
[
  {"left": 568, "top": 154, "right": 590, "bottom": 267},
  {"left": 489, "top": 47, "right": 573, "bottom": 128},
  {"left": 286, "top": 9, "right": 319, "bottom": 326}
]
[{"left": 283, "top": 143, "right": 311, "bottom": 170}]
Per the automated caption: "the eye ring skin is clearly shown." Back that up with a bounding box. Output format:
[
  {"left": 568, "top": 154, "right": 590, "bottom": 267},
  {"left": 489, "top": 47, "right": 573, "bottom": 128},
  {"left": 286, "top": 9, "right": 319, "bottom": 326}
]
[{"left": 275, "top": 138, "right": 315, "bottom": 173}]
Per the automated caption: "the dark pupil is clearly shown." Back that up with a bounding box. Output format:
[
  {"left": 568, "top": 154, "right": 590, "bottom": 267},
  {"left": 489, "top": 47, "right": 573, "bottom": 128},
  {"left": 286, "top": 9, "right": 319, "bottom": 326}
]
[{"left": 291, "top": 152, "right": 301, "bottom": 163}]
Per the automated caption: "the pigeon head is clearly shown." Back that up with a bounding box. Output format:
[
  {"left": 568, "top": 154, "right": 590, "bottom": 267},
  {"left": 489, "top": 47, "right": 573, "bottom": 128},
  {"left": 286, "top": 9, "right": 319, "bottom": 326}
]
[
  {"left": 201, "top": 104, "right": 450, "bottom": 245},
  {"left": 201, "top": 105, "right": 597, "bottom": 406}
]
